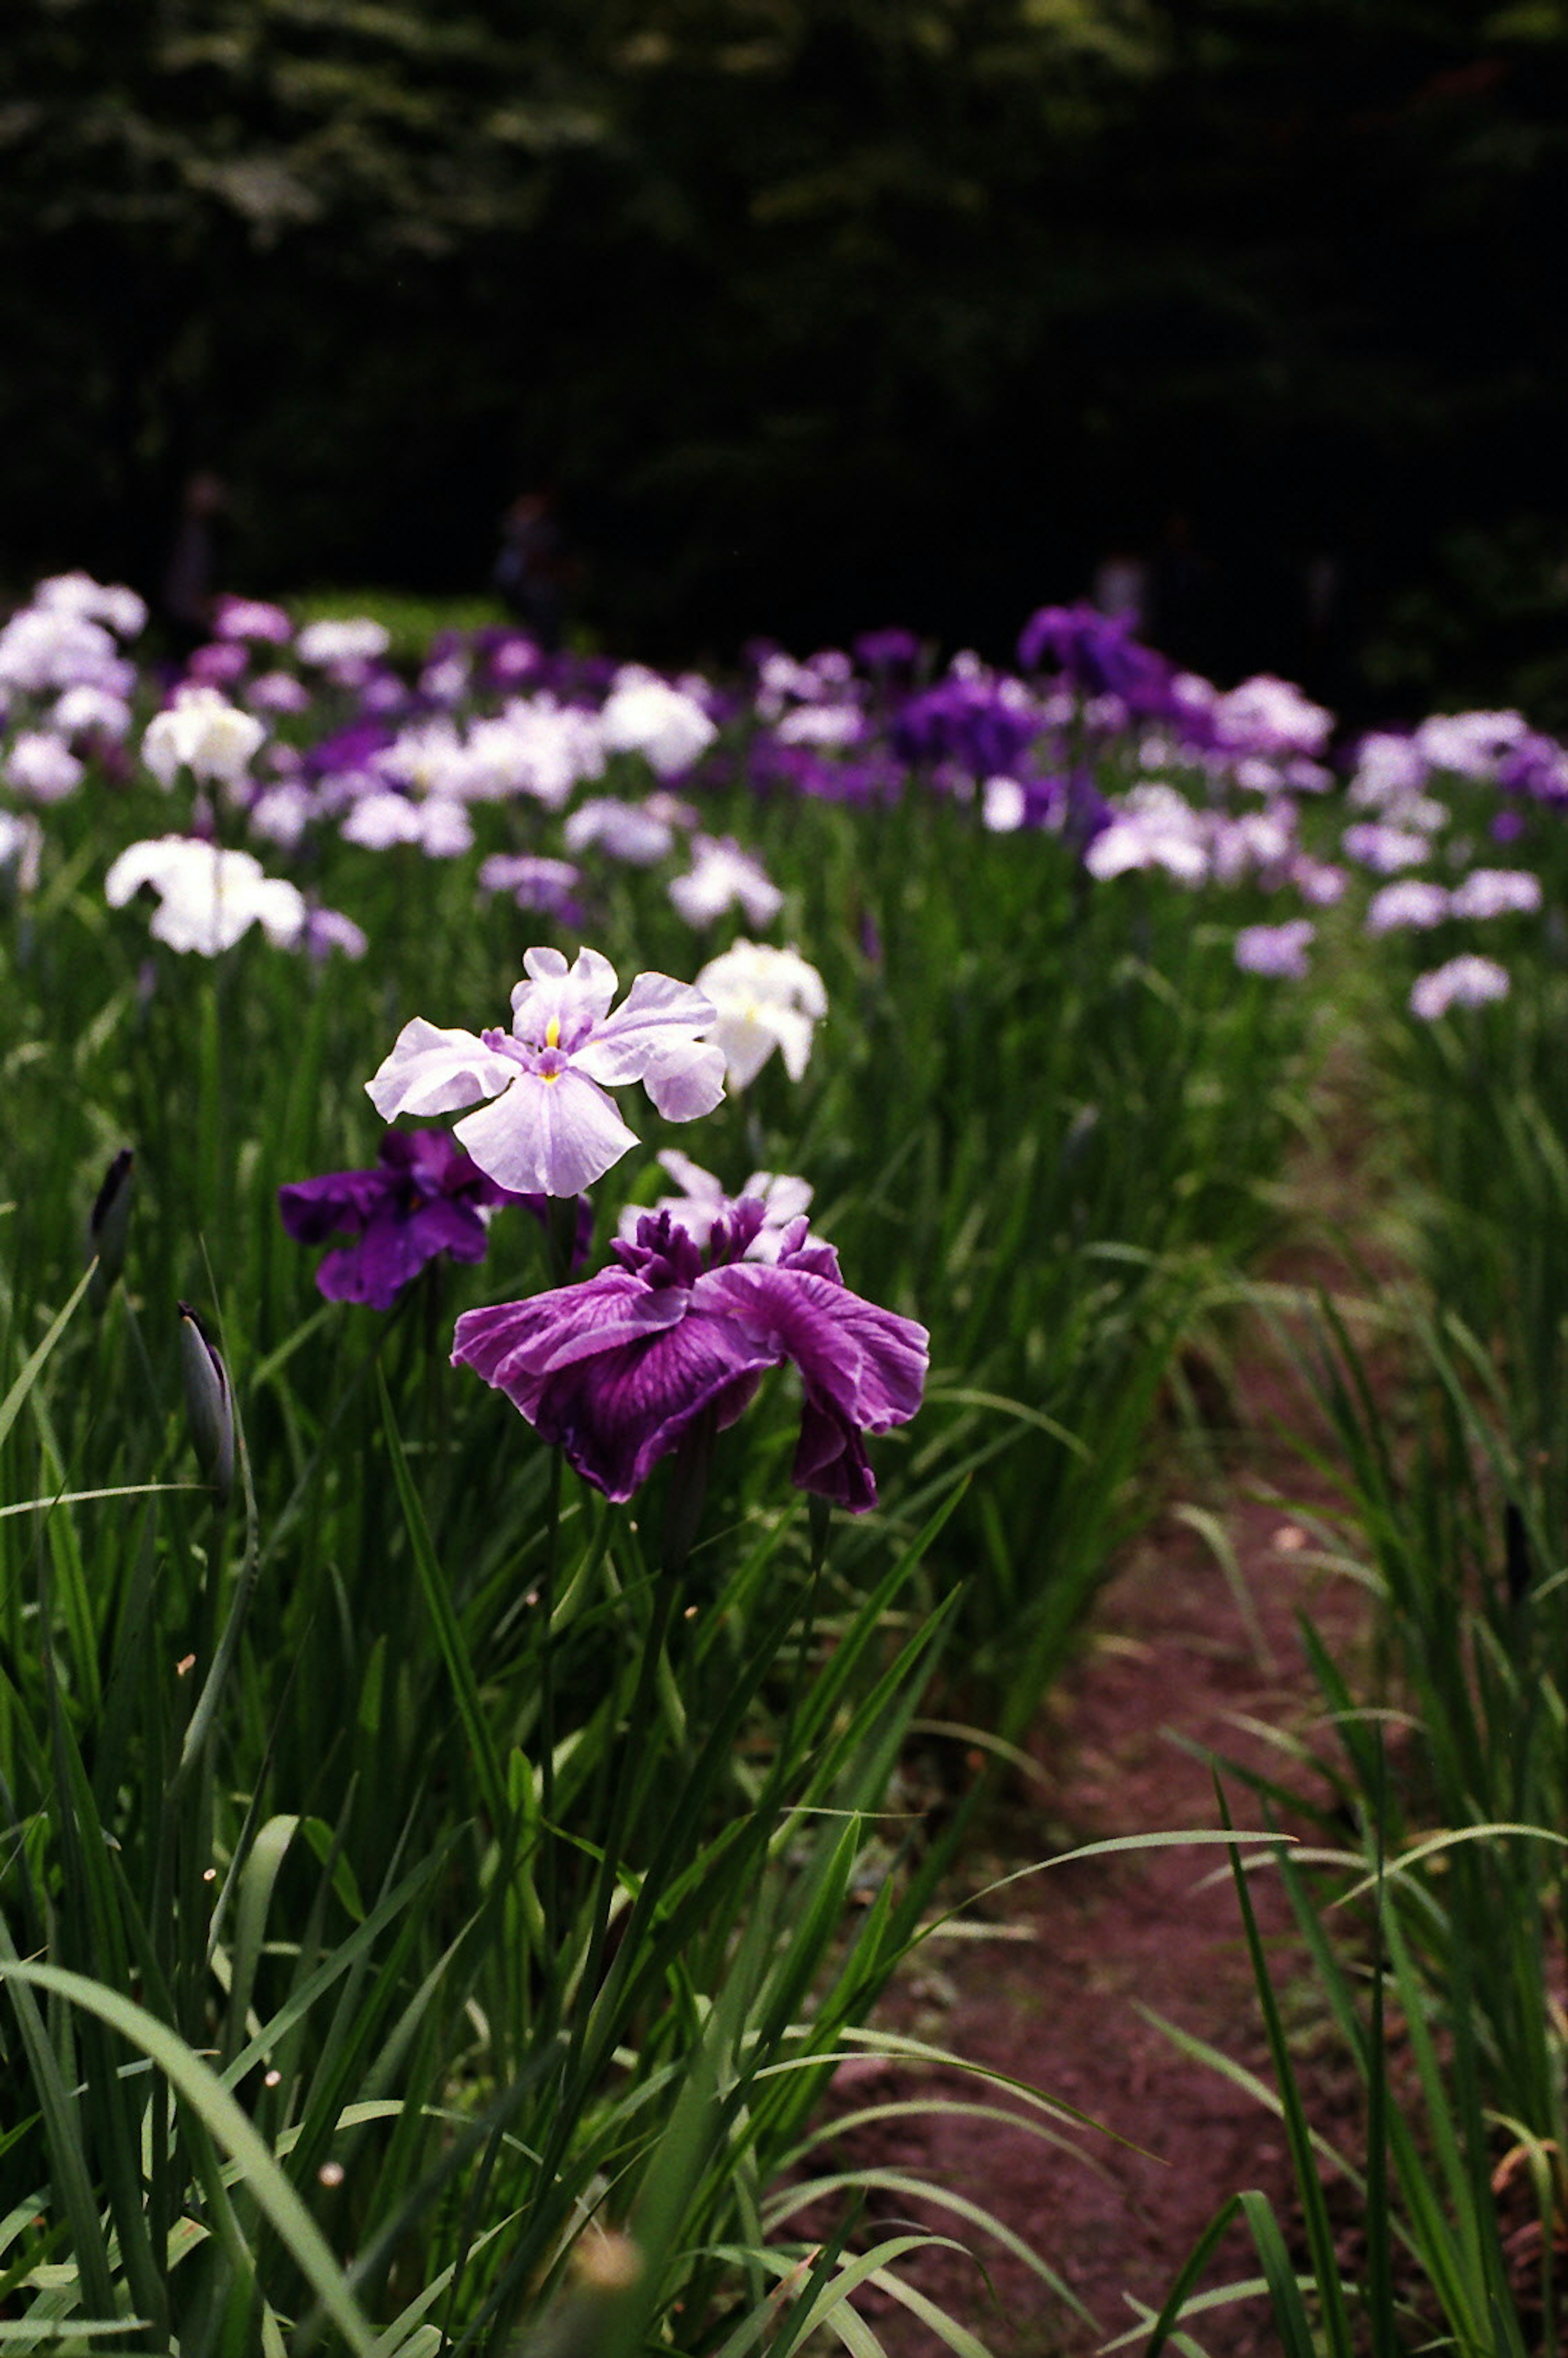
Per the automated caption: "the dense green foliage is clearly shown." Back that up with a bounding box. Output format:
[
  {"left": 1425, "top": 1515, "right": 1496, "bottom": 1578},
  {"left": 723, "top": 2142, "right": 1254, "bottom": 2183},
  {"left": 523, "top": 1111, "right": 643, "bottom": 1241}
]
[{"left": 5, "top": 0, "right": 1568, "bottom": 691}]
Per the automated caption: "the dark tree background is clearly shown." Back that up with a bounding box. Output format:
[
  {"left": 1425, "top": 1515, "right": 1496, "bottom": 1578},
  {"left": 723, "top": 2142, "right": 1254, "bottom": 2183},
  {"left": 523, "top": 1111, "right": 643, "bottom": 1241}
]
[{"left": 3, "top": 0, "right": 1566, "bottom": 704}]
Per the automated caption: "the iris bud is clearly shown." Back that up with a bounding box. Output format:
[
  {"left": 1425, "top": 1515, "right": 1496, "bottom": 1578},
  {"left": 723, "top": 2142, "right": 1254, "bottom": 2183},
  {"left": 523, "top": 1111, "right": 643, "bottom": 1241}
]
[
  {"left": 87, "top": 1146, "right": 135, "bottom": 1308},
  {"left": 178, "top": 1302, "right": 235, "bottom": 1506}
]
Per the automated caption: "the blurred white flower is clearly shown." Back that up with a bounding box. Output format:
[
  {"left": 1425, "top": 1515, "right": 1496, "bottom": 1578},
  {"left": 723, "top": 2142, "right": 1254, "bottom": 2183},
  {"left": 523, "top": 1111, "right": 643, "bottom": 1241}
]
[
  {"left": 1085, "top": 784, "right": 1209, "bottom": 885},
  {"left": 143, "top": 686, "right": 266, "bottom": 789},
  {"left": 5, "top": 731, "right": 84, "bottom": 803},
  {"left": 1212, "top": 675, "right": 1332, "bottom": 759},
  {"left": 982, "top": 776, "right": 1027, "bottom": 833},
  {"left": 54, "top": 684, "right": 133, "bottom": 741},
  {"left": 0, "top": 605, "right": 128, "bottom": 696},
  {"left": 599, "top": 666, "right": 717, "bottom": 778},
  {"left": 465, "top": 697, "right": 607, "bottom": 807},
  {"left": 341, "top": 791, "right": 472, "bottom": 856},
  {"left": 696, "top": 941, "right": 827, "bottom": 1087},
  {"left": 295, "top": 617, "right": 391, "bottom": 666},
  {"left": 669, "top": 835, "right": 783, "bottom": 928},
  {"left": 105, "top": 835, "right": 306, "bottom": 954},
  {"left": 36, "top": 572, "right": 147, "bottom": 638}
]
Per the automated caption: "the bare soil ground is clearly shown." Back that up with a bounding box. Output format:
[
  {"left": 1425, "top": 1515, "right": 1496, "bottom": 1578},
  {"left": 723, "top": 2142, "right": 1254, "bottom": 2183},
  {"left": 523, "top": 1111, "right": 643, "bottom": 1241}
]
[{"left": 818, "top": 1284, "right": 1378, "bottom": 2355}]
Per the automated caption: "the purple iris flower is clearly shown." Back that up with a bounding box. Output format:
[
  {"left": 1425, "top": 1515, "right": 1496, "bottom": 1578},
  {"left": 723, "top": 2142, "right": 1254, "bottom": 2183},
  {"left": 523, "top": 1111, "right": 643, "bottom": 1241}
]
[
  {"left": 891, "top": 677, "right": 1040, "bottom": 780},
  {"left": 1015, "top": 603, "right": 1171, "bottom": 711},
  {"left": 452, "top": 1201, "right": 928, "bottom": 1513},
  {"left": 278, "top": 1128, "right": 585, "bottom": 1310},
  {"left": 853, "top": 626, "right": 922, "bottom": 679}
]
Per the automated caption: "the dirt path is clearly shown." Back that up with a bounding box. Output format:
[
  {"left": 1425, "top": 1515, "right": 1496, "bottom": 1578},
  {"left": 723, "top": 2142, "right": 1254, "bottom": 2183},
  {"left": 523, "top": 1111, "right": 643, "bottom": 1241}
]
[{"left": 823, "top": 1284, "right": 1375, "bottom": 2354}]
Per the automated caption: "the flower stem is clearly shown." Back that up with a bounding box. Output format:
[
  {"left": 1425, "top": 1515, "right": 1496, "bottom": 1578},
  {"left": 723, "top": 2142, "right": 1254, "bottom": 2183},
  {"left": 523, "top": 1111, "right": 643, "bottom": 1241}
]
[
  {"left": 570, "top": 1413, "right": 712, "bottom": 2057},
  {"left": 537, "top": 1441, "right": 562, "bottom": 2009}
]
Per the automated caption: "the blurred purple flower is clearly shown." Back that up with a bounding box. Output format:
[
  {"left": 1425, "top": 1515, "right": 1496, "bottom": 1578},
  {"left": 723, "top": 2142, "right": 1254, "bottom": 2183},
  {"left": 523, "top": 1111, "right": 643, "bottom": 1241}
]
[
  {"left": 478, "top": 851, "right": 584, "bottom": 922},
  {"left": 891, "top": 674, "right": 1040, "bottom": 779},
  {"left": 278, "top": 1128, "right": 586, "bottom": 1310},
  {"left": 452, "top": 1201, "right": 927, "bottom": 1512},
  {"left": 1409, "top": 955, "right": 1510, "bottom": 1020},
  {"left": 1015, "top": 603, "right": 1170, "bottom": 711},
  {"left": 853, "top": 626, "right": 921, "bottom": 678},
  {"left": 1497, "top": 731, "right": 1568, "bottom": 807},
  {"left": 1365, "top": 880, "right": 1450, "bottom": 934},
  {"left": 1448, "top": 867, "right": 1542, "bottom": 920},
  {"left": 563, "top": 796, "right": 676, "bottom": 865},
  {"left": 300, "top": 904, "right": 369, "bottom": 961},
  {"left": 1234, "top": 919, "right": 1315, "bottom": 979},
  {"left": 214, "top": 596, "right": 294, "bottom": 645}
]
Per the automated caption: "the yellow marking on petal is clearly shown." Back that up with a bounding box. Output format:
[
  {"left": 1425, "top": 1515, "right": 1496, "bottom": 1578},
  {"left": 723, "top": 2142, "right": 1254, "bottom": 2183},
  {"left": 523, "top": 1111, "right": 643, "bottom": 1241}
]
[{"left": 546, "top": 1015, "right": 561, "bottom": 1048}]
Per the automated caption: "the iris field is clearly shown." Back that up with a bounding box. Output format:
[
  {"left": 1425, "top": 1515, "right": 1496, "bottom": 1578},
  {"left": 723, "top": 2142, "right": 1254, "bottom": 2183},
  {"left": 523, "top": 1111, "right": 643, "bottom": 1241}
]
[{"left": 3, "top": 574, "right": 1568, "bottom": 2354}]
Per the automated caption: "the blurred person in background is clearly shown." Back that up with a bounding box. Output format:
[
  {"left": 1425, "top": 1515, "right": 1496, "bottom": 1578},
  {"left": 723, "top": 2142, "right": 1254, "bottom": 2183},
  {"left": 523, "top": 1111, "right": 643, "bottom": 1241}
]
[
  {"left": 160, "top": 469, "right": 228, "bottom": 657},
  {"left": 494, "top": 488, "right": 570, "bottom": 651}
]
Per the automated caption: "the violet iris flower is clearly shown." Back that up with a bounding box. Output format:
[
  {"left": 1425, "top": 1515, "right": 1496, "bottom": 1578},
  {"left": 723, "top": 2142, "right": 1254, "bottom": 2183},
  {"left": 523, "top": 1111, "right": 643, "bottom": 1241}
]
[
  {"left": 278, "top": 1128, "right": 586, "bottom": 1310},
  {"left": 366, "top": 945, "right": 725, "bottom": 1197},
  {"left": 452, "top": 1201, "right": 928, "bottom": 1513}
]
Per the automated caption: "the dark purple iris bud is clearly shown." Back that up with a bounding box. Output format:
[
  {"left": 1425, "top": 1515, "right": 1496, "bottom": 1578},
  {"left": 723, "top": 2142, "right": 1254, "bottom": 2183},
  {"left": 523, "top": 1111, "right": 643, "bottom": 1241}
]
[
  {"left": 277, "top": 1128, "right": 589, "bottom": 1310},
  {"left": 87, "top": 1146, "right": 136, "bottom": 1305},
  {"left": 452, "top": 1206, "right": 928, "bottom": 1515}
]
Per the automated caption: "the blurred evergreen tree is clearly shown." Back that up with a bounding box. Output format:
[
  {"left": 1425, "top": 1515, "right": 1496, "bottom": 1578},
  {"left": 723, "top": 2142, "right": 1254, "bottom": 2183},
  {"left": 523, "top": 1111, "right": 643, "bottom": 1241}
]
[{"left": 1, "top": 0, "right": 1564, "bottom": 685}]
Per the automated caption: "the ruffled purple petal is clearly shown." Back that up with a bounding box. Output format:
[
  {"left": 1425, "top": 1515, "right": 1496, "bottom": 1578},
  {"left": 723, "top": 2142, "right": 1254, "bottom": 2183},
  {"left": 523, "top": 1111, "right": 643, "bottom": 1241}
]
[
  {"left": 456, "top": 1287, "right": 773, "bottom": 1499},
  {"left": 792, "top": 1396, "right": 878, "bottom": 1512},
  {"left": 699, "top": 1264, "right": 928, "bottom": 1433},
  {"left": 454, "top": 1067, "right": 637, "bottom": 1196},
  {"left": 453, "top": 1270, "right": 690, "bottom": 1400}
]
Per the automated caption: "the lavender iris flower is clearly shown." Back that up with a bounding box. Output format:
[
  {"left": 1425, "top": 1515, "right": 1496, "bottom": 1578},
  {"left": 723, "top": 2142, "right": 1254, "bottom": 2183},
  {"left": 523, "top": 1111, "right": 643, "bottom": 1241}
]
[
  {"left": 1409, "top": 955, "right": 1510, "bottom": 1021},
  {"left": 618, "top": 1150, "right": 821, "bottom": 1263},
  {"left": 1234, "top": 919, "right": 1315, "bottom": 979},
  {"left": 452, "top": 1201, "right": 928, "bottom": 1513},
  {"left": 366, "top": 945, "right": 725, "bottom": 1197},
  {"left": 278, "top": 1128, "right": 585, "bottom": 1309}
]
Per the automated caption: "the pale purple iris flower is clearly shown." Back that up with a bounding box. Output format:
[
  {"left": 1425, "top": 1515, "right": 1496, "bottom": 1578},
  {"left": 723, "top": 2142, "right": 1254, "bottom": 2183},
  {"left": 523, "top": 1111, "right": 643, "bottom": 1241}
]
[
  {"left": 617, "top": 1150, "right": 822, "bottom": 1264},
  {"left": 477, "top": 852, "right": 584, "bottom": 921},
  {"left": 1409, "top": 955, "right": 1510, "bottom": 1021},
  {"left": 563, "top": 797, "right": 676, "bottom": 866},
  {"left": 1448, "top": 868, "right": 1542, "bottom": 920},
  {"left": 1342, "top": 823, "right": 1432, "bottom": 875},
  {"left": 452, "top": 1200, "right": 928, "bottom": 1512},
  {"left": 1234, "top": 919, "right": 1315, "bottom": 979},
  {"left": 1365, "top": 880, "right": 1451, "bottom": 934},
  {"left": 366, "top": 945, "right": 726, "bottom": 1197}
]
